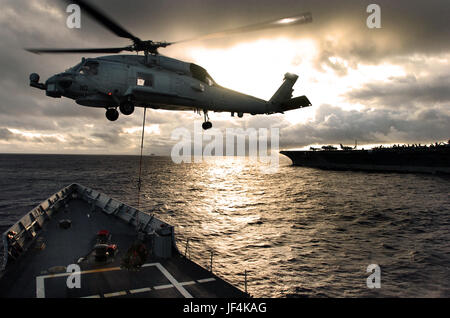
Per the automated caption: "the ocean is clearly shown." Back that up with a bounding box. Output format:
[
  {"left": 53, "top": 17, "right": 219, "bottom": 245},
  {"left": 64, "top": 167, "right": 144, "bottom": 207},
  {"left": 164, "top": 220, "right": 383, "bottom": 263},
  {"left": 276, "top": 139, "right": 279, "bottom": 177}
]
[{"left": 0, "top": 154, "right": 449, "bottom": 297}]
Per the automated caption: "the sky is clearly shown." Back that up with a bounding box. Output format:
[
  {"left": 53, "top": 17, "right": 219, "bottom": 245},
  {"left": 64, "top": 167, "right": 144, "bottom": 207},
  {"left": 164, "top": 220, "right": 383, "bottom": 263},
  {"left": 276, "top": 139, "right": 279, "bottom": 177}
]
[{"left": 0, "top": 0, "right": 449, "bottom": 154}]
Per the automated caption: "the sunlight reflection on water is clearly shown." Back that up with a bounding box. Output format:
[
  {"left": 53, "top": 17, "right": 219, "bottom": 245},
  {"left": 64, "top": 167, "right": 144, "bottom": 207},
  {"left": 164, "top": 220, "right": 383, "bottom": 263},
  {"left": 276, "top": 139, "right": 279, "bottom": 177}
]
[{"left": 1, "top": 154, "right": 449, "bottom": 297}]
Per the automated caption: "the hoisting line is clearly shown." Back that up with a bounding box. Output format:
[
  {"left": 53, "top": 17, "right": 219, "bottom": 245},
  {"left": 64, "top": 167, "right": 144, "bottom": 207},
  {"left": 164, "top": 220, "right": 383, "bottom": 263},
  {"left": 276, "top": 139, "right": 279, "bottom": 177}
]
[{"left": 137, "top": 107, "right": 147, "bottom": 209}]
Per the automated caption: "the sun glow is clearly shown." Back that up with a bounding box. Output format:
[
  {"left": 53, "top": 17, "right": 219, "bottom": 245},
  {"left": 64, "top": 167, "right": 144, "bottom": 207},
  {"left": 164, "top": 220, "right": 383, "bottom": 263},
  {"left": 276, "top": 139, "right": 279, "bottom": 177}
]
[
  {"left": 187, "top": 38, "right": 322, "bottom": 124},
  {"left": 188, "top": 38, "right": 318, "bottom": 101},
  {"left": 123, "top": 124, "right": 161, "bottom": 135},
  {"left": 7, "top": 128, "right": 66, "bottom": 142},
  {"left": 183, "top": 36, "right": 407, "bottom": 125}
]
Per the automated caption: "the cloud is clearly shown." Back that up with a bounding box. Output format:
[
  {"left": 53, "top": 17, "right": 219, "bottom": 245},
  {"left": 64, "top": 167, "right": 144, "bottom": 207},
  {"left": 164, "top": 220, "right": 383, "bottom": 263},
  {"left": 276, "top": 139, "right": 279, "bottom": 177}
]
[
  {"left": 346, "top": 73, "right": 450, "bottom": 109},
  {"left": 0, "top": 0, "right": 449, "bottom": 154},
  {"left": 0, "top": 128, "right": 14, "bottom": 141},
  {"left": 90, "top": 127, "right": 125, "bottom": 145},
  {"left": 0, "top": 127, "right": 62, "bottom": 144},
  {"left": 280, "top": 104, "right": 450, "bottom": 148}
]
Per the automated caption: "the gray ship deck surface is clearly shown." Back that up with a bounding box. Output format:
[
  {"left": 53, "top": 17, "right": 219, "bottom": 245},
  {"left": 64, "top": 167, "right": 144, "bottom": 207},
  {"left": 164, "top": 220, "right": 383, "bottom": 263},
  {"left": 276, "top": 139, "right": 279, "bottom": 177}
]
[{"left": 0, "top": 198, "right": 246, "bottom": 298}]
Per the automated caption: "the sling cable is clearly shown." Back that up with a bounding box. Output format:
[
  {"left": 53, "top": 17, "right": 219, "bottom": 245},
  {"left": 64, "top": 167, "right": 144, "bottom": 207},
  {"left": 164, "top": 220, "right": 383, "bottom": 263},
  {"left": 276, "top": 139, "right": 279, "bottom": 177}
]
[{"left": 137, "top": 107, "right": 147, "bottom": 209}]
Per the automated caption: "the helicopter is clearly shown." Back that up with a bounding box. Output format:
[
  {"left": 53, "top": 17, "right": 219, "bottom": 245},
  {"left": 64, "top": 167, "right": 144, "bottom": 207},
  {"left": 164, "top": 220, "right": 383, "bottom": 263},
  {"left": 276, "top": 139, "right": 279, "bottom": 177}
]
[{"left": 27, "top": 0, "right": 313, "bottom": 130}]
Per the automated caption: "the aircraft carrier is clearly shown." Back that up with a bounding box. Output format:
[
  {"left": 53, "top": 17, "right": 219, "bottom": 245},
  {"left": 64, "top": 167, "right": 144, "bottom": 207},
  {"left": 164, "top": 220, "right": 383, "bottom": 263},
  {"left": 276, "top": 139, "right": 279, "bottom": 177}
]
[
  {"left": 0, "top": 184, "right": 248, "bottom": 298},
  {"left": 281, "top": 141, "right": 450, "bottom": 174}
]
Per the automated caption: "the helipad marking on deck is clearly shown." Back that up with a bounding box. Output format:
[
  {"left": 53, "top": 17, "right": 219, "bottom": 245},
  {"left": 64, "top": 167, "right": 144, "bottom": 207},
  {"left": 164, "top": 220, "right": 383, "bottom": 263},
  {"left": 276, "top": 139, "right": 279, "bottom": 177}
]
[
  {"left": 36, "top": 265, "right": 123, "bottom": 298},
  {"left": 36, "top": 276, "right": 45, "bottom": 298},
  {"left": 198, "top": 278, "right": 216, "bottom": 283},
  {"left": 37, "top": 266, "right": 122, "bottom": 280},
  {"left": 154, "top": 263, "right": 193, "bottom": 298},
  {"left": 104, "top": 291, "right": 127, "bottom": 298},
  {"left": 80, "top": 278, "right": 216, "bottom": 298},
  {"left": 35, "top": 262, "right": 194, "bottom": 298},
  {"left": 153, "top": 284, "right": 174, "bottom": 290},
  {"left": 129, "top": 287, "right": 151, "bottom": 294}
]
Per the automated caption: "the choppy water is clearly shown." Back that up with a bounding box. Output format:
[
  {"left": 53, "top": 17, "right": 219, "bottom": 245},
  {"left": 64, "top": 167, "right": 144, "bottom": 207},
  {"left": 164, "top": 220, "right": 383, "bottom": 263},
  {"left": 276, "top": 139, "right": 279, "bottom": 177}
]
[{"left": 0, "top": 154, "right": 449, "bottom": 297}]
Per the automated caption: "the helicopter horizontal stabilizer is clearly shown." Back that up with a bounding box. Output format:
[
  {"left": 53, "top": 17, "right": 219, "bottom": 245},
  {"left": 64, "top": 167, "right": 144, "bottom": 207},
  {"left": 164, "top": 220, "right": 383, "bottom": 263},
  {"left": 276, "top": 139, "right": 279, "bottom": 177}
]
[{"left": 279, "top": 95, "right": 312, "bottom": 111}]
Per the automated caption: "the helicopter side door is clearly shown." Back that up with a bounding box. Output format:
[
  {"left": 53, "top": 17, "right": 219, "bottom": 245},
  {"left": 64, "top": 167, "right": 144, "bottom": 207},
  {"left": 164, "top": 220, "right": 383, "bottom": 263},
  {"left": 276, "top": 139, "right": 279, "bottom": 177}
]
[
  {"left": 172, "top": 77, "right": 182, "bottom": 97},
  {"left": 126, "top": 66, "right": 177, "bottom": 106},
  {"left": 125, "top": 67, "right": 155, "bottom": 101},
  {"left": 154, "top": 71, "right": 171, "bottom": 96},
  {"left": 101, "top": 62, "right": 128, "bottom": 95}
]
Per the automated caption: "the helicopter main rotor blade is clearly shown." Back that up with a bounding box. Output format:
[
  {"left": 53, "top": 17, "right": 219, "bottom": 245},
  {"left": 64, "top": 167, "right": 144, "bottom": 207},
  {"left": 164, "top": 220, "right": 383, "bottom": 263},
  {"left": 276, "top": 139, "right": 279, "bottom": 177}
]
[
  {"left": 173, "top": 12, "right": 312, "bottom": 44},
  {"left": 64, "top": 0, "right": 141, "bottom": 42},
  {"left": 26, "top": 47, "right": 132, "bottom": 55}
]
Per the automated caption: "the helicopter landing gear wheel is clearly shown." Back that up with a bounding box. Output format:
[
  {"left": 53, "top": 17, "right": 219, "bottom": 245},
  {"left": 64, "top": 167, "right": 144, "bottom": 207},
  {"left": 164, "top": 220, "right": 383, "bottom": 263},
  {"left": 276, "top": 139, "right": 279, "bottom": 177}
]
[
  {"left": 202, "top": 121, "right": 212, "bottom": 130},
  {"left": 119, "top": 102, "right": 134, "bottom": 115},
  {"left": 106, "top": 108, "right": 119, "bottom": 121},
  {"left": 202, "top": 110, "right": 213, "bottom": 130}
]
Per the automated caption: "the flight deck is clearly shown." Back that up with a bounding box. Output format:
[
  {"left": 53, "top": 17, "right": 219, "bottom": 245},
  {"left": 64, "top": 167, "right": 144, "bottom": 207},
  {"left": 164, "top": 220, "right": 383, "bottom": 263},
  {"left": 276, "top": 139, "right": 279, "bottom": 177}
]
[{"left": 0, "top": 184, "right": 248, "bottom": 298}]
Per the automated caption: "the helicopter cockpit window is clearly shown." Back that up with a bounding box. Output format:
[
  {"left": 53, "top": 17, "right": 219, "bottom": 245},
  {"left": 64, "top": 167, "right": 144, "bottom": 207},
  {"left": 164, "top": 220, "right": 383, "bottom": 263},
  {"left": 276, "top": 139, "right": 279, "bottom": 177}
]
[
  {"left": 136, "top": 73, "right": 153, "bottom": 87},
  {"left": 80, "top": 61, "right": 99, "bottom": 76},
  {"left": 190, "top": 64, "right": 216, "bottom": 87},
  {"left": 66, "top": 62, "right": 82, "bottom": 73},
  {"left": 205, "top": 76, "right": 214, "bottom": 87}
]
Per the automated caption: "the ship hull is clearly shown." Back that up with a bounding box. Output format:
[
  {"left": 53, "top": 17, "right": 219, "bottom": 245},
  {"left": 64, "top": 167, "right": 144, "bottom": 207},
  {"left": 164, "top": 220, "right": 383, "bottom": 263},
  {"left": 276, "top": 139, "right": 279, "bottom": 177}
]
[
  {"left": 0, "top": 184, "right": 248, "bottom": 298},
  {"left": 281, "top": 148, "right": 450, "bottom": 174}
]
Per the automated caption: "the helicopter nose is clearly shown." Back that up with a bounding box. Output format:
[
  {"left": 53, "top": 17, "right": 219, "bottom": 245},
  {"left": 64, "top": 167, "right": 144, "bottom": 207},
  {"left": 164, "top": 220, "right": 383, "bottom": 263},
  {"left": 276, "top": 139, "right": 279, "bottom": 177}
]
[
  {"left": 59, "top": 79, "right": 73, "bottom": 89},
  {"left": 45, "top": 76, "right": 62, "bottom": 98},
  {"left": 45, "top": 74, "right": 72, "bottom": 98}
]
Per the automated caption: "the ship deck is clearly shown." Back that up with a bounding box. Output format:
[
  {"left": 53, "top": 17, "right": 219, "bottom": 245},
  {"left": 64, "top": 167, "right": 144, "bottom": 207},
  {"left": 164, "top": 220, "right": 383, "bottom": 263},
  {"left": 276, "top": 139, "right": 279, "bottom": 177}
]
[
  {"left": 0, "top": 187, "right": 247, "bottom": 298},
  {"left": 280, "top": 148, "right": 450, "bottom": 174}
]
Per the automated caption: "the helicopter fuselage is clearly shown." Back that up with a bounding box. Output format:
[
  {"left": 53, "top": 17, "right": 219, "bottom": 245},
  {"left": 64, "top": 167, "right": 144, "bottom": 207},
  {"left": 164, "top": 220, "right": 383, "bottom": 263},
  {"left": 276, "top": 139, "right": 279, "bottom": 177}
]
[{"left": 30, "top": 54, "right": 311, "bottom": 124}]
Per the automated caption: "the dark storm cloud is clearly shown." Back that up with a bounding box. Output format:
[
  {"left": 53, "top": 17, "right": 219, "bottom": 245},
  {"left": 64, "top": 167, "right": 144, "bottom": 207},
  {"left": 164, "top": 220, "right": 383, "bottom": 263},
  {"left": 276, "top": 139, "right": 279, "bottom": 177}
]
[
  {"left": 91, "top": 131, "right": 122, "bottom": 145},
  {"left": 0, "top": 0, "right": 103, "bottom": 132},
  {"left": 2, "top": 0, "right": 449, "bottom": 70},
  {"left": 100, "top": 0, "right": 450, "bottom": 66},
  {"left": 77, "top": 0, "right": 449, "bottom": 51},
  {"left": 9, "top": 0, "right": 445, "bottom": 62},
  {"left": 0, "top": 128, "right": 14, "bottom": 141},
  {"left": 346, "top": 74, "right": 450, "bottom": 109},
  {"left": 280, "top": 104, "right": 450, "bottom": 148}
]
